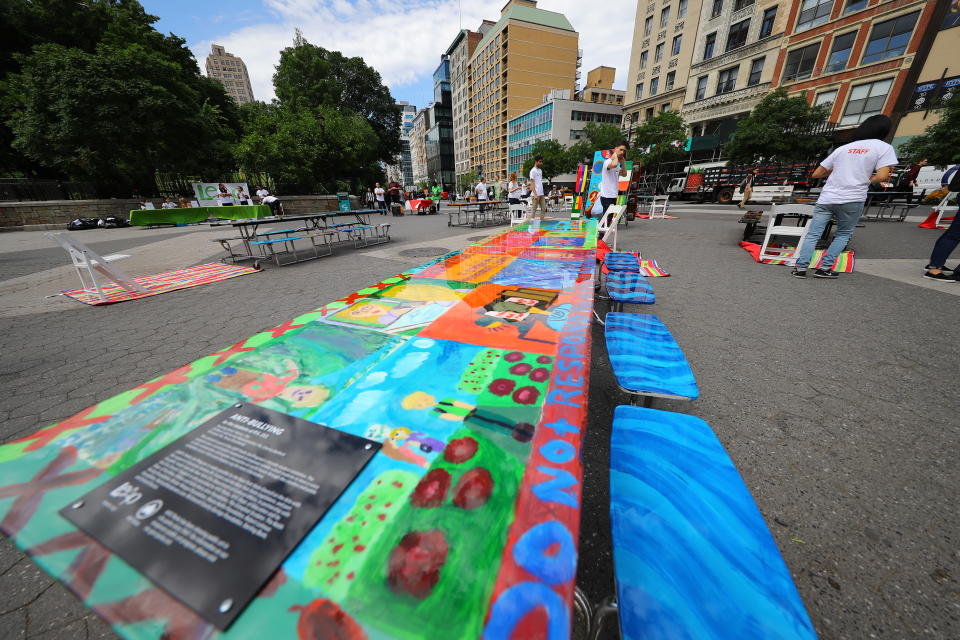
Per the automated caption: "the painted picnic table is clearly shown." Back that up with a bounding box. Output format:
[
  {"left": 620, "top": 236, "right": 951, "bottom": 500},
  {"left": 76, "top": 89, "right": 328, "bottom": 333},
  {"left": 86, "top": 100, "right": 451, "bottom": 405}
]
[{"left": 0, "top": 217, "right": 598, "bottom": 639}]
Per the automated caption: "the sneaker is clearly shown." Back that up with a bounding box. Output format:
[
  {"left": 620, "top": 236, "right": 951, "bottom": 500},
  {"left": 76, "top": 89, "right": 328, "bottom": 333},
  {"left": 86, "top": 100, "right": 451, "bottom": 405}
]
[
  {"left": 791, "top": 268, "right": 807, "bottom": 279},
  {"left": 923, "top": 271, "right": 957, "bottom": 282},
  {"left": 814, "top": 268, "right": 839, "bottom": 279},
  {"left": 924, "top": 264, "right": 954, "bottom": 274}
]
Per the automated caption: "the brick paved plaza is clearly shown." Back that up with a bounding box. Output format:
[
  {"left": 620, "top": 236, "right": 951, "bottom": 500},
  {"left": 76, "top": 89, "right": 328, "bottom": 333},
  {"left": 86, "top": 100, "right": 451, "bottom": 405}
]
[{"left": 1, "top": 205, "right": 957, "bottom": 639}]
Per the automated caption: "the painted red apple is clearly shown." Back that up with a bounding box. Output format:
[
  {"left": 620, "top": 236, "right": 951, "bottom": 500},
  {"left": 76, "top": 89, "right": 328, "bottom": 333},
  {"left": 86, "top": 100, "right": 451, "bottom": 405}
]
[
  {"left": 444, "top": 437, "right": 479, "bottom": 464},
  {"left": 288, "top": 598, "right": 366, "bottom": 640},
  {"left": 387, "top": 530, "right": 449, "bottom": 599},
  {"left": 453, "top": 468, "right": 494, "bottom": 509},
  {"left": 409, "top": 469, "right": 450, "bottom": 508}
]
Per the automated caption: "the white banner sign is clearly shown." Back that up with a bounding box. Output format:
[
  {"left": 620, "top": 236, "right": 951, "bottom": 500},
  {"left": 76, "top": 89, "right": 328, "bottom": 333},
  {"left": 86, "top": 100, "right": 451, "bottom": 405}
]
[{"left": 192, "top": 182, "right": 251, "bottom": 205}]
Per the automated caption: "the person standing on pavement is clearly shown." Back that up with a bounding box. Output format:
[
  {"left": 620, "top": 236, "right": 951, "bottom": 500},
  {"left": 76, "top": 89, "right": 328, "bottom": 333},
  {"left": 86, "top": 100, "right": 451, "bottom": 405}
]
[
  {"left": 896, "top": 158, "right": 928, "bottom": 192},
  {"left": 475, "top": 178, "right": 488, "bottom": 211},
  {"left": 387, "top": 180, "right": 402, "bottom": 213},
  {"left": 374, "top": 183, "right": 386, "bottom": 214},
  {"left": 529, "top": 156, "right": 547, "bottom": 219},
  {"left": 791, "top": 115, "right": 898, "bottom": 279},
  {"left": 922, "top": 167, "right": 960, "bottom": 282},
  {"left": 598, "top": 142, "right": 629, "bottom": 223},
  {"left": 738, "top": 168, "right": 759, "bottom": 209},
  {"left": 507, "top": 172, "right": 522, "bottom": 205},
  {"left": 365, "top": 187, "right": 376, "bottom": 209}
]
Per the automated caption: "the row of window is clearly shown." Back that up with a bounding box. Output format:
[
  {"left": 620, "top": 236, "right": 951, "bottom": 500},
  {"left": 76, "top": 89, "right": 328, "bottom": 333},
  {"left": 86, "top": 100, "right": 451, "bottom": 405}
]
[
  {"left": 638, "top": 34, "right": 684, "bottom": 71},
  {"left": 701, "top": 6, "right": 777, "bottom": 62},
  {"left": 783, "top": 10, "right": 918, "bottom": 83},
  {"left": 570, "top": 111, "right": 622, "bottom": 124},
  {"left": 634, "top": 69, "right": 681, "bottom": 100},
  {"left": 642, "top": 0, "right": 689, "bottom": 37},
  {"left": 691, "top": 56, "right": 766, "bottom": 99}
]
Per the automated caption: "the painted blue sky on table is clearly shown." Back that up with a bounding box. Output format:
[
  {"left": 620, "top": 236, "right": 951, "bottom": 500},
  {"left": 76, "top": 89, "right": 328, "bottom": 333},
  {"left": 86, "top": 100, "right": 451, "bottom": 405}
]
[{"left": 142, "top": 0, "right": 634, "bottom": 111}]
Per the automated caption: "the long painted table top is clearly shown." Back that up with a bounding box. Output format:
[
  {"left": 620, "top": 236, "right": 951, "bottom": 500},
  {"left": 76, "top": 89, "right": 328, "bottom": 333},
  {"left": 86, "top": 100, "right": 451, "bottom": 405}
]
[{"left": 0, "top": 218, "right": 598, "bottom": 639}]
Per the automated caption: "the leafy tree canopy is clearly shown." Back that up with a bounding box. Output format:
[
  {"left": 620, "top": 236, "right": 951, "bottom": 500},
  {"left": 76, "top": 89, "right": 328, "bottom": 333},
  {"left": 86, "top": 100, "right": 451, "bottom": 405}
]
[
  {"left": 724, "top": 88, "right": 831, "bottom": 166},
  {"left": 898, "top": 95, "right": 960, "bottom": 166},
  {"left": 629, "top": 110, "right": 688, "bottom": 170},
  {"left": 520, "top": 139, "right": 576, "bottom": 182},
  {"left": 273, "top": 31, "right": 401, "bottom": 163},
  {"left": 567, "top": 123, "right": 626, "bottom": 164}
]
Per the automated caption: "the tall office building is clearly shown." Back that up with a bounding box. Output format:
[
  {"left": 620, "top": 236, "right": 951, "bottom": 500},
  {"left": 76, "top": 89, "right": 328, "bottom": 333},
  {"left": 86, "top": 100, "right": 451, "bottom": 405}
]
[
  {"left": 389, "top": 101, "right": 417, "bottom": 186},
  {"left": 205, "top": 44, "right": 255, "bottom": 104},
  {"left": 426, "top": 57, "right": 456, "bottom": 189},
  {"left": 773, "top": 0, "right": 944, "bottom": 142},
  {"left": 446, "top": 27, "right": 487, "bottom": 190},
  {"left": 576, "top": 67, "right": 625, "bottom": 105},
  {"left": 623, "top": 0, "right": 704, "bottom": 134},
  {"left": 681, "top": 0, "right": 790, "bottom": 149},
  {"left": 467, "top": 0, "right": 580, "bottom": 182},
  {"left": 410, "top": 108, "right": 431, "bottom": 185}
]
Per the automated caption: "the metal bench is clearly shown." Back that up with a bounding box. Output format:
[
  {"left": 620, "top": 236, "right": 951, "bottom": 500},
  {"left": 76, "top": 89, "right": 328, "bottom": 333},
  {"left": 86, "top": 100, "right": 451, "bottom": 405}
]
[
  {"left": 604, "top": 312, "right": 698, "bottom": 403},
  {"left": 606, "top": 272, "right": 655, "bottom": 311},
  {"left": 593, "top": 405, "right": 817, "bottom": 640},
  {"left": 250, "top": 236, "right": 304, "bottom": 266}
]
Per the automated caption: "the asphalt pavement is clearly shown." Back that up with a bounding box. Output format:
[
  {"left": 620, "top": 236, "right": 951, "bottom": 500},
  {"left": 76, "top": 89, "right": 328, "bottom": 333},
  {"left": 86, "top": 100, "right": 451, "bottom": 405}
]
[{"left": 1, "top": 203, "right": 958, "bottom": 639}]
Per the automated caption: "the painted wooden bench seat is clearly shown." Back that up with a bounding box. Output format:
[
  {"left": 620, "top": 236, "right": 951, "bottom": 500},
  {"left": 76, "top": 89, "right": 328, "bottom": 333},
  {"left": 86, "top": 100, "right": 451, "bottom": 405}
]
[
  {"left": 608, "top": 405, "right": 817, "bottom": 640},
  {"left": 606, "top": 272, "right": 655, "bottom": 310},
  {"left": 604, "top": 252, "right": 640, "bottom": 273},
  {"left": 604, "top": 312, "right": 698, "bottom": 401}
]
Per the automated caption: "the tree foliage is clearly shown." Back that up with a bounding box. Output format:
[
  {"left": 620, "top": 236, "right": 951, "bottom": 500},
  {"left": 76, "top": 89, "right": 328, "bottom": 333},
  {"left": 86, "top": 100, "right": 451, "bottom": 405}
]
[
  {"left": 273, "top": 31, "right": 401, "bottom": 164},
  {"left": 567, "top": 123, "right": 626, "bottom": 165},
  {"left": 628, "top": 110, "right": 688, "bottom": 171},
  {"left": 898, "top": 95, "right": 960, "bottom": 166},
  {"left": 521, "top": 139, "right": 576, "bottom": 182},
  {"left": 724, "top": 88, "right": 831, "bottom": 166},
  {"left": 1, "top": 0, "right": 239, "bottom": 191}
]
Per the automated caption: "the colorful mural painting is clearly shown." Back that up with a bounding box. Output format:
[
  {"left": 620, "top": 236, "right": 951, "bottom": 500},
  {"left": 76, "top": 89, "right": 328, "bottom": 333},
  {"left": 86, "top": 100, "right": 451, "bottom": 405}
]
[{"left": 0, "top": 218, "right": 598, "bottom": 639}]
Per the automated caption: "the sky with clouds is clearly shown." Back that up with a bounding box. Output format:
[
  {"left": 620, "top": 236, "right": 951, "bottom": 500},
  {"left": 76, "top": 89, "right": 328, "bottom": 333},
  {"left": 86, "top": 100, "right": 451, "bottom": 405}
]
[{"left": 142, "top": 0, "right": 637, "bottom": 109}]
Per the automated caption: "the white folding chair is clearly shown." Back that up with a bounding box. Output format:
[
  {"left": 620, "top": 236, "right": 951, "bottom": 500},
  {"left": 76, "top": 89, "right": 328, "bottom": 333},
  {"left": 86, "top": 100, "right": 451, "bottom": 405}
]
[
  {"left": 509, "top": 204, "right": 527, "bottom": 226},
  {"left": 598, "top": 205, "right": 626, "bottom": 250},
  {"left": 934, "top": 194, "right": 957, "bottom": 227},
  {"left": 648, "top": 195, "right": 670, "bottom": 219},
  {"left": 46, "top": 232, "right": 148, "bottom": 303},
  {"left": 759, "top": 203, "right": 815, "bottom": 263}
]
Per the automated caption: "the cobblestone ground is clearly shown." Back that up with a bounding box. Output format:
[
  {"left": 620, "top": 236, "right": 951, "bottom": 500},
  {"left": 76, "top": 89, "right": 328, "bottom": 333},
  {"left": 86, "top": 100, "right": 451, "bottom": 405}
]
[{"left": 1, "top": 205, "right": 958, "bottom": 639}]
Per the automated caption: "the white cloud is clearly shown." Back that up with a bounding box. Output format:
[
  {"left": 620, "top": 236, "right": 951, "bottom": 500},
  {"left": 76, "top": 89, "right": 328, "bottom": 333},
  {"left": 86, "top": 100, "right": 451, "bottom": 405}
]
[{"left": 191, "top": 0, "right": 636, "bottom": 104}]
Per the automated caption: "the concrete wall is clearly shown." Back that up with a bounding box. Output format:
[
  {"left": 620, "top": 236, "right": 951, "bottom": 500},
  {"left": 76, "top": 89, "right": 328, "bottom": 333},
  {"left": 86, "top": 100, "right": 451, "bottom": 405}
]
[{"left": 0, "top": 195, "right": 356, "bottom": 231}]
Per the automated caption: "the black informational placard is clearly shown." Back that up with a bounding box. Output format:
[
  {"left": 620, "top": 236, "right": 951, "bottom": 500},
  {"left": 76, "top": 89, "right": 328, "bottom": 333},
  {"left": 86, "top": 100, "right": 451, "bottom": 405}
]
[{"left": 61, "top": 403, "right": 380, "bottom": 629}]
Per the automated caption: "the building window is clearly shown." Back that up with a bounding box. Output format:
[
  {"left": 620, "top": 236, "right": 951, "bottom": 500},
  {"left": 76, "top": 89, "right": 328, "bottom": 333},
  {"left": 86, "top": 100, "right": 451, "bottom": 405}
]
[
  {"left": 650, "top": 77, "right": 660, "bottom": 96},
  {"left": 666, "top": 71, "right": 676, "bottom": 90},
  {"left": 704, "top": 32, "right": 717, "bottom": 60},
  {"left": 782, "top": 43, "right": 820, "bottom": 82},
  {"left": 660, "top": 6, "right": 670, "bottom": 27},
  {"left": 672, "top": 35, "right": 683, "bottom": 56},
  {"left": 813, "top": 89, "right": 838, "bottom": 107},
  {"left": 695, "top": 75, "right": 708, "bottom": 100},
  {"left": 678, "top": 0, "right": 688, "bottom": 19},
  {"left": 717, "top": 66, "right": 738, "bottom": 94},
  {"left": 646, "top": 107, "right": 655, "bottom": 120},
  {"left": 759, "top": 7, "right": 777, "bottom": 38},
  {"left": 640, "top": 50, "right": 649, "bottom": 69},
  {"left": 635, "top": 83, "right": 644, "bottom": 99},
  {"left": 726, "top": 19, "right": 750, "bottom": 51},
  {"left": 734, "top": 0, "right": 755, "bottom": 10},
  {"left": 655, "top": 43, "right": 664, "bottom": 63},
  {"left": 825, "top": 32, "right": 856, "bottom": 73},
  {"left": 644, "top": 15, "right": 653, "bottom": 36},
  {"left": 862, "top": 11, "right": 919, "bottom": 64},
  {"left": 843, "top": 0, "right": 867, "bottom": 14},
  {"left": 661, "top": 103, "right": 670, "bottom": 113},
  {"left": 747, "top": 57, "right": 764, "bottom": 86},
  {"left": 711, "top": 0, "right": 723, "bottom": 19},
  {"left": 840, "top": 78, "right": 892, "bottom": 126},
  {"left": 796, "top": 0, "right": 834, "bottom": 32}
]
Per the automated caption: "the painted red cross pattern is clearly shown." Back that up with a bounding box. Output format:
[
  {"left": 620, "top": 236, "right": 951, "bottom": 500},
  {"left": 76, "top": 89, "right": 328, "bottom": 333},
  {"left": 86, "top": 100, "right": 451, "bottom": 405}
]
[
  {"left": 208, "top": 339, "right": 257, "bottom": 366},
  {"left": 9, "top": 406, "right": 109, "bottom": 454},
  {"left": 29, "top": 531, "right": 110, "bottom": 601},
  {"left": 266, "top": 319, "right": 305, "bottom": 338},
  {"left": 128, "top": 365, "right": 192, "bottom": 404},
  {"left": 0, "top": 446, "right": 100, "bottom": 536}
]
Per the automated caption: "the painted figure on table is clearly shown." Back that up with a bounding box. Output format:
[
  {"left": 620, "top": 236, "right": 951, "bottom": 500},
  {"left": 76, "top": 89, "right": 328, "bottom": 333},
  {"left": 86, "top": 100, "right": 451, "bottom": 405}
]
[
  {"left": 474, "top": 287, "right": 569, "bottom": 343},
  {"left": 402, "top": 391, "right": 535, "bottom": 442},
  {"left": 205, "top": 359, "right": 330, "bottom": 407}
]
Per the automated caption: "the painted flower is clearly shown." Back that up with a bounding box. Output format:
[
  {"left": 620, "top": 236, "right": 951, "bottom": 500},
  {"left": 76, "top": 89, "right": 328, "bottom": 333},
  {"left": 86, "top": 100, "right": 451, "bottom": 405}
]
[
  {"left": 512, "top": 386, "right": 540, "bottom": 405},
  {"left": 528, "top": 368, "right": 550, "bottom": 383},
  {"left": 509, "top": 363, "right": 532, "bottom": 376},
  {"left": 536, "top": 356, "right": 553, "bottom": 364},
  {"left": 503, "top": 351, "right": 524, "bottom": 362},
  {"left": 488, "top": 378, "right": 516, "bottom": 396}
]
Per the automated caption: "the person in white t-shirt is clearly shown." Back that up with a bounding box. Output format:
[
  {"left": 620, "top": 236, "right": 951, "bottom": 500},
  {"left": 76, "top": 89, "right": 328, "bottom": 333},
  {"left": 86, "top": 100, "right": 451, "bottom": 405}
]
[
  {"left": 475, "top": 179, "right": 488, "bottom": 211},
  {"left": 791, "top": 115, "right": 898, "bottom": 279},
  {"left": 215, "top": 183, "right": 234, "bottom": 206},
  {"left": 507, "top": 172, "right": 522, "bottom": 205},
  {"left": 160, "top": 197, "right": 176, "bottom": 209},
  {"left": 598, "top": 141, "right": 629, "bottom": 222},
  {"left": 529, "top": 157, "right": 547, "bottom": 219},
  {"left": 256, "top": 186, "right": 270, "bottom": 202},
  {"left": 373, "top": 183, "right": 386, "bottom": 214}
]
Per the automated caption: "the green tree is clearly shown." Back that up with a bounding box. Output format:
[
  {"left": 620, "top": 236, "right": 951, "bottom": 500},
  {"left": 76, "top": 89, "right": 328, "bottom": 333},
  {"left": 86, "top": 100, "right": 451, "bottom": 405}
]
[
  {"left": 724, "top": 88, "right": 831, "bottom": 165},
  {"left": 898, "top": 95, "right": 960, "bottom": 166},
  {"left": 232, "top": 103, "right": 379, "bottom": 192},
  {"left": 521, "top": 139, "right": 576, "bottom": 182},
  {"left": 567, "top": 122, "right": 627, "bottom": 164},
  {"left": 273, "top": 31, "right": 401, "bottom": 164},
  {"left": 629, "top": 110, "right": 688, "bottom": 171}
]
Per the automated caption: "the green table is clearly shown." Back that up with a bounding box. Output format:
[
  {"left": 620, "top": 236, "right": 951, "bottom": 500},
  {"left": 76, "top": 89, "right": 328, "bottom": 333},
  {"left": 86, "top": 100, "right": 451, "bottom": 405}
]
[{"left": 129, "top": 205, "right": 271, "bottom": 226}]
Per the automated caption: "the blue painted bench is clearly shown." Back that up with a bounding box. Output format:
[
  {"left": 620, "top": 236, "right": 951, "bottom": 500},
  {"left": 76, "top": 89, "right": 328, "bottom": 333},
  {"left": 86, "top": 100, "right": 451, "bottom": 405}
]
[
  {"left": 606, "top": 272, "right": 654, "bottom": 310},
  {"left": 605, "top": 312, "right": 698, "bottom": 402},
  {"left": 601, "top": 406, "right": 817, "bottom": 640},
  {"left": 604, "top": 252, "right": 640, "bottom": 273},
  {"left": 255, "top": 227, "right": 298, "bottom": 237}
]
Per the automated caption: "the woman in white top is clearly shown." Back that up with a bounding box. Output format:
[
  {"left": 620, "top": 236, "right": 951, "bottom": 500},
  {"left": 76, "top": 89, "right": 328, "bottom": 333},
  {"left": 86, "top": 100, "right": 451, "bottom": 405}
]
[
  {"left": 234, "top": 186, "right": 249, "bottom": 205},
  {"left": 215, "top": 184, "right": 234, "bottom": 206},
  {"left": 791, "top": 115, "right": 898, "bottom": 279},
  {"left": 507, "top": 172, "right": 522, "bottom": 205}
]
